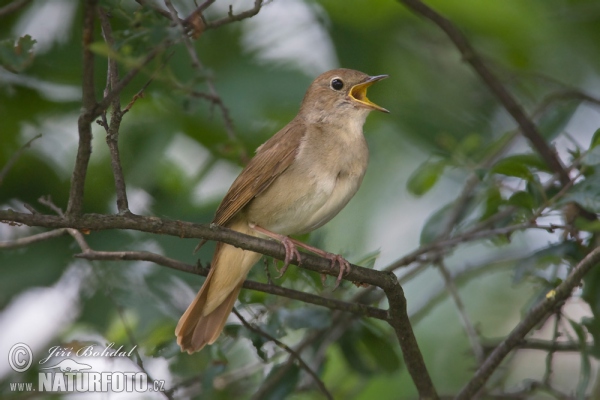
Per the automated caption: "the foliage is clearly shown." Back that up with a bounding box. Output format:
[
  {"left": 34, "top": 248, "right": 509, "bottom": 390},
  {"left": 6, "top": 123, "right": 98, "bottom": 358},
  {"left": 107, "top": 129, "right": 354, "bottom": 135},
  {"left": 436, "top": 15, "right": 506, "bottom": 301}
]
[{"left": 1, "top": 0, "right": 600, "bottom": 399}]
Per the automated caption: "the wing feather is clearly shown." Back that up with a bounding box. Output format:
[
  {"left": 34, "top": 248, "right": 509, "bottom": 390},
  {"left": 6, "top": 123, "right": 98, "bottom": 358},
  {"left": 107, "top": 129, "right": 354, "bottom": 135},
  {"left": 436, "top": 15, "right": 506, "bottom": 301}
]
[{"left": 213, "top": 120, "right": 305, "bottom": 226}]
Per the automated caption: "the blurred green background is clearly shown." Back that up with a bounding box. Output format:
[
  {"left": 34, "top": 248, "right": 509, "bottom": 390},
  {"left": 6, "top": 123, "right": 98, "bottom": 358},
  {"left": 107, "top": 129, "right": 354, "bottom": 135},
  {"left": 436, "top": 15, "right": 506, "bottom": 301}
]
[{"left": 1, "top": 0, "right": 600, "bottom": 398}]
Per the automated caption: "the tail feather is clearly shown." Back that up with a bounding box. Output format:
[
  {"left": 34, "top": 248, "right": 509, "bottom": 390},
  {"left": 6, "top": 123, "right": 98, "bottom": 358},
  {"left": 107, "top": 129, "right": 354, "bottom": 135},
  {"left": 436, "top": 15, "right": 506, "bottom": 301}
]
[{"left": 176, "top": 220, "right": 261, "bottom": 353}]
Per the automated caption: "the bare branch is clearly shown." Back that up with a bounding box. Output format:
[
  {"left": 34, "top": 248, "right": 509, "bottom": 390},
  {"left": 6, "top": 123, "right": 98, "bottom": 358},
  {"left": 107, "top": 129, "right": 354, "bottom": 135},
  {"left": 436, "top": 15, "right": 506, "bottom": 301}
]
[
  {"left": 205, "top": 0, "right": 264, "bottom": 30},
  {"left": 436, "top": 260, "right": 484, "bottom": 364},
  {"left": 163, "top": 0, "right": 246, "bottom": 160},
  {"left": 66, "top": 0, "right": 98, "bottom": 216},
  {"left": 456, "top": 245, "right": 600, "bottom": 399},
  {"left": 397, "top": 0, "right": 570, "bottom": 185},
  {"left": 384, "top": 221, "right": 563, "bottom": 272},
  {"left": 0, "top": 0, "right": 31, "bottom": 17},
  {"left": 383, "top": 280, "right": 438, "bottom": 399},
  {"left": 0, "top": 210, "right": 436, "bottom": 397},
  {"left": 134, "top": 0, "right": 174, "bottom": 20},
  {"left": 0, "top": 134, "right": 42, "bottom": 187},
  {"left": 98, "top": 8, "right": 130, "bottom": 214},
  {"left": 232, "top": 308, "right": 333, "bottom": 400},
  {"left": 0, "top": 228, "right": 68, "bottom": 249},
  {"left": 73, "top": 248, "right": 388, "bottom": 320}
]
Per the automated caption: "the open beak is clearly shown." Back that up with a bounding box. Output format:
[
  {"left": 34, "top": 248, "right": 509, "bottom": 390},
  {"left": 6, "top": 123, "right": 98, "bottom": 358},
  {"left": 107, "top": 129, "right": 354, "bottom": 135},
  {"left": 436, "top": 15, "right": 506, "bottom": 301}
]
[{"left": 349, "top": 74, "right": 389, "bottom": 113}]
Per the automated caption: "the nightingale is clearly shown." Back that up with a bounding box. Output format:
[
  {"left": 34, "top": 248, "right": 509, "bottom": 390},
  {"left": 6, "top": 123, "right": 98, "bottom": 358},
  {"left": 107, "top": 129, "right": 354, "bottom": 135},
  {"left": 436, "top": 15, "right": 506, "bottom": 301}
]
[{"left": 176, "top": 68, "right": 388, "bottom": 353}]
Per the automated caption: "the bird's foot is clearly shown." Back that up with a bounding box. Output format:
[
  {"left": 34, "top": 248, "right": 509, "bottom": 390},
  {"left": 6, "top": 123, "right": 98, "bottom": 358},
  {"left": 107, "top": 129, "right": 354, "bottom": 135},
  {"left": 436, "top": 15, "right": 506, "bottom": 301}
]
[
  {"left": 318, "top": 252, "right": 350, "bottom": 290},
  {"left": 249, "top": 223, "right": 301, "bottom": 278},
  {"left": 276, "top": 236, "right": 302, "bottom": 278}
]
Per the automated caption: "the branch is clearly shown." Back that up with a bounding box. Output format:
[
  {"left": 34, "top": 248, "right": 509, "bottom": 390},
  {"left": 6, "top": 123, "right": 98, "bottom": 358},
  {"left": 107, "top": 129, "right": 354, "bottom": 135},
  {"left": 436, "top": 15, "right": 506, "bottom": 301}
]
[
  {"left": 0, "top": 228, "right": 67, "bottom": 249},
  {"left": 436, "top": 260, "right": 484, "bottom": 364},
  {"left": 482, "top": 338, "right": 588, "bottom": 353},
  {"left": 73, "top": 248, "right": 388, "bottom": 320},
  {"left": 456, "top": 245, "right": 600, "bottom": 399},
  {"left": 0, "top": 210, "right": 436, "bottom": 397},
  {"left": 397, "top": 0, "right": 570, "bottom": 185},
  {"left": 98, "top": 8, "right": 130, "bottom": 214},
  {"left": 163, "top": 0, "right": 246, "bottom": 161},
  {"left": 205, "top": 0, "right": 264, "bottom": 30},
  {"left": 384, "top": 221, "right": 561, "bottom": 272},
  {"left": 66, "top": 0, "right": 97, "bottom": 216},
  {"left": 0, "top": 134, "right": 42, "bottom": 186},
  {"left": 0, "top": 0, "right": 31, "bottom": 17},
  {"left": 383, "top": 281, "right": 438, "bottom": 399},
  {"left": 232, "top": 308, "right": 333, "bottom": 400}
]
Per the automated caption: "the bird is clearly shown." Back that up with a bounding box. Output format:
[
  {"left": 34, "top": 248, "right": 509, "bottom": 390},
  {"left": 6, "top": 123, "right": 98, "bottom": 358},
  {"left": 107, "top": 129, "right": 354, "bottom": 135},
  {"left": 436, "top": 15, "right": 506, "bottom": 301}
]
[{"left": 176, "top": 68, "right": 388, "bottom": 353}]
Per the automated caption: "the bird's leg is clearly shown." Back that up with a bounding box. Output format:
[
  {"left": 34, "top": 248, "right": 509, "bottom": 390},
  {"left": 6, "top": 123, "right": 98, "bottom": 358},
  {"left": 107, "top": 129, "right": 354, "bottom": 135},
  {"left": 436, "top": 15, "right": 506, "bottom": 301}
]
[
  {"left": 287, "top": 238, "right": 350, "bottom": 290},
  {"left": 248, "top": 224, "right": 351, "bottom": 289},
  {"left": 248, "top": 223, "right": 302, "bottom": 278}
]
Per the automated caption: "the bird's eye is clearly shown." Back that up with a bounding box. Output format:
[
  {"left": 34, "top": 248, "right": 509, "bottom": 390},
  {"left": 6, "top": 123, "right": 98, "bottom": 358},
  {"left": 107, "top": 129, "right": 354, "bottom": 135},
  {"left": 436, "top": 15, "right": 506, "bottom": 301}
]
[{"left": 330, "top": 78, "right": 344, "bottom": 91}]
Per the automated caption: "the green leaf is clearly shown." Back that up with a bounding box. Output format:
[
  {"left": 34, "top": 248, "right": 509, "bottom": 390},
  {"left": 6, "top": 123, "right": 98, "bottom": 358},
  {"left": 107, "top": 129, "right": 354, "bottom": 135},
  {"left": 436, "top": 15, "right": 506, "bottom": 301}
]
[
  {"left": 507, "top": 191, "right": 535, "bottom": 212},
  {"left": 419, "top": 197, "right": 478, "bottom": 244},
  {"left": 569, "top": 319, "right": 591, "bottom": 399},
  {"left": 407, "top": 160, "right": 446, "bottom": 196},
  {"left": 490, "top": 154, "right": 549, "bottom": 180},
  {"left": 0, "top": 35, "right": 36, "bottom": 73},
  {"left": 590, "top": 128, "right": 600, "bottom": 149},
  {"left": 582, "top": 146, "right": 600, "bottom": 166},
  {"left": 581, "top": 264, "right": 600, "bottom": 359},
  {"left": 513, "top": 241, "right": 579, "bottom": 283},
  {"left": 537, "top": 99, "right": 580, "bottom": 141},
  {"left": 260, "top": 364, "right": 300, "bottom": 400},
  {"left": 481, "top": 185, "right": 503, "bottom": 221},
  {"left": 559, "top": 175, "right": 600, "bottom": 213},
  {"left": 361, "top": 325, "right": 402, "bottom": 373},
  {"left": 420, "top": 203, "right": 453, "bottom": 244}
]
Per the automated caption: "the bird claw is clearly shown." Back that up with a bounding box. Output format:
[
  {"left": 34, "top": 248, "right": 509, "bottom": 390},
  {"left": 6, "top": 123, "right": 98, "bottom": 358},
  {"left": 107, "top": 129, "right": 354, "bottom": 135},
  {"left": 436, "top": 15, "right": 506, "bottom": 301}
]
[
  {"left": 276, "top": 236, "right": 302, "bottom": 278},
  {"left": 320, "top": 253, "right": 351, "bottom": 290}
]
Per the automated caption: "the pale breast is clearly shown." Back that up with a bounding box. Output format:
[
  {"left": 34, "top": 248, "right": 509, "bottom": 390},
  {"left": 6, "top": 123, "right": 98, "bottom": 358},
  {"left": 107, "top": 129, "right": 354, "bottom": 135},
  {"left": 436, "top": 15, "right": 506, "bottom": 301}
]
[{"left": 245, "top": 122, "right": 369, "bottom": 236}]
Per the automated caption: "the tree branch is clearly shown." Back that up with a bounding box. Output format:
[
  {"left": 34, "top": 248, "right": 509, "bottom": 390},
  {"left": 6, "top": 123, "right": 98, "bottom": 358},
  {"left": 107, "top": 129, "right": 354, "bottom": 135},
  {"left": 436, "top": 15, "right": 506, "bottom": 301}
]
[
  {"left": 456, "top": 245, "right": 600, "bottom": 399},
  {"left": 66, "top": 0, "right": 97, "bottom": 216},
  {"left": 73, "top": 248, "right": 388, "bottom": 320},
  {"left": 0, "top": 0, "right": 31, "bottom": 17},
  {"left": 436, "top": 259, "right": 484, "bottom": 364},
  {"left": 98, "top": 8, "right": 130, "bottom": 214},
  {"left": 383, "top": 281, "right": 438, "bottom": 399},
  {"left": 397, "top": 0, "right": 570, "bottom": 185},
  {"left": 204, "top": 0, "right": 264, "bottom": 30},
  {"left": 0, "top": 134, "right": 42, "bottom": 186},
  {"left": 232, "top": 308, "right": 334, "bottom": 400},
  {"left": 0, "top": 228, "right": 68, "bottom": 249},
  {"left": 0, "top": 210, "right": 436, "bottom": 397}
]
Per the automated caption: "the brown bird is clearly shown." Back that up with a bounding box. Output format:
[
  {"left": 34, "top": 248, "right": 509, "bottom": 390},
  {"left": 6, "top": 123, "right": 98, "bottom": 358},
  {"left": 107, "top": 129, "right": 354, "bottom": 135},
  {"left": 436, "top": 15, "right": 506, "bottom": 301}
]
[{"left": 176, "top": 68, "right": 388, "bottom": 353}]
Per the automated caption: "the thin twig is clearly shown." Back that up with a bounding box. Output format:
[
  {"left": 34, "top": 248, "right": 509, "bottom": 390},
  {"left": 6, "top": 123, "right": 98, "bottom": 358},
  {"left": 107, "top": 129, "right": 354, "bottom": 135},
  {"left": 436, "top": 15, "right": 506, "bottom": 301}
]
[
  {"left": 163, "top": 0, "right": 247, "bottom": 161},
  {"left": 66, "top": 0, "right": 98, "bottom": 216},
  {"left": 0, "top": 210, "right": 436, "bottom": 397},
  {"left": 0, "top": 134, "right": 42, "bottom": 187},
  {"left": 0, "top": 0, "right": 31, "bottom": 17},
  {"left": 232, "top": 308, "right": 333, "bottom": 400},
  {"left": 98, "top": 7, "right": 130, "bottom": 214},
  {"left": 398, "top": 0, "right": 570, "bottom": 185},
  {"left": 482, "top": 338, "right": 589, "bottom": 353},
  {"left": 385, "top": 222, "right": 564, "bottom": 272},
  {"left": 436, "top": 259, "right": 484, "bottom": 364},
  {"left": 543, "top": 312, "right": 561, "bottom": 385},
  {"left": 456, "top": 245, "right": 600, "bottom": 399},
  {"left": 0, "top": 229, "right": 68, "bottom": 249},
  {"left": 205, "top": 0, "right": 264, "bottom": 30},
  {"left": 73, "top": 248, "right": 388, "bottom": 320}
]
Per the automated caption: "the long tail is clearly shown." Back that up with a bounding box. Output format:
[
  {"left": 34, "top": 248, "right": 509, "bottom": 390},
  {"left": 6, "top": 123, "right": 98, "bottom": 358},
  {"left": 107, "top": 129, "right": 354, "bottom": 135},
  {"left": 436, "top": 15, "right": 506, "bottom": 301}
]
[{"left": 175, "top": 220, "right": 261, "bottom": 353}]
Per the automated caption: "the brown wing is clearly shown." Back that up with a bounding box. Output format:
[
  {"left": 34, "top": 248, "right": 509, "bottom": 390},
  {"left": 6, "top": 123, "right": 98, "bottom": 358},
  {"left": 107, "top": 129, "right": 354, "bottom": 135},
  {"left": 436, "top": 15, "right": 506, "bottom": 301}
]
[{"left": 213, "top": 119, "right": 305, "bottom": 226}]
